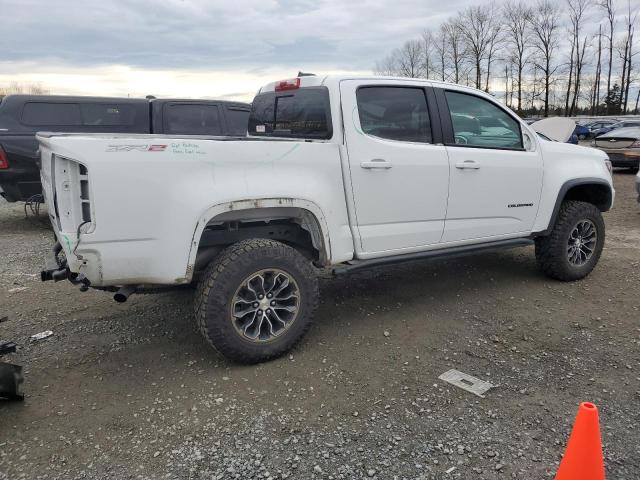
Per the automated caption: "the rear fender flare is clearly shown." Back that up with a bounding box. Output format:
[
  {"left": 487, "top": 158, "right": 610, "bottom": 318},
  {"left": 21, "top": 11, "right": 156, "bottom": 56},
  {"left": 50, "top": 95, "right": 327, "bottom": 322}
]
[{"left": 184, "top": 198, "right": 331, "bottom": 281}]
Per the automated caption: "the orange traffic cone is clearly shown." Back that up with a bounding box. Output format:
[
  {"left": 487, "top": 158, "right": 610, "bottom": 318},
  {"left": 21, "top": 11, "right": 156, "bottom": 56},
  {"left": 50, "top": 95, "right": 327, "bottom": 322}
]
[{"left": 555, "top": 402, "right": 605, "bottom": 480}]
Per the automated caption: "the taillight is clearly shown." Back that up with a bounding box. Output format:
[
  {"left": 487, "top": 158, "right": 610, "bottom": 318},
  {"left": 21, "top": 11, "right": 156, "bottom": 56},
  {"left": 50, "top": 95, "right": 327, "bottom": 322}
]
[
  {"left": 274, "top": 78, "right": 300, "bottom": 92},
  {"left": 0, "top": 146, "right": 8, "bottom": 169},
  {"left": 630, "top": 140, "right": 640, "bottom": 148}
]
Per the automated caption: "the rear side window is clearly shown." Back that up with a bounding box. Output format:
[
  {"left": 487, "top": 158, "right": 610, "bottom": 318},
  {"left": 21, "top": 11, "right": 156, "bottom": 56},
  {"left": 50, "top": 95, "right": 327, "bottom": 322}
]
[
  {"left": 356, "top": 87, "right": 432, "bottom": 143},
  {"left": 445, "top": 91, "right": 523, "bottom": 149},
  {"left": 249, "top": 87, "right": 332, "bottom": 139},
  {"left": 164, "top": 104, "right": 222, "bottom": 135},
  {"left": 22, "top": 102, "right": 82, "bottom": 126},
  {"left": 80, "top": 103, "right": 137, "bottom": 126},
  {"left": 225, "top": 107, "right": 250, "bottom": 136}
]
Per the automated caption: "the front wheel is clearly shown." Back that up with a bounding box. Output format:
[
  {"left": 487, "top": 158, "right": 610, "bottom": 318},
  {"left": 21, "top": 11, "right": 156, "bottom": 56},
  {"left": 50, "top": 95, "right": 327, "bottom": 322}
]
[
  {"left": 194, "top": 239, "right": 318, "bottom": 363},
  {"left": 535, "top": 201, "right": 605, "bottom": 281}
]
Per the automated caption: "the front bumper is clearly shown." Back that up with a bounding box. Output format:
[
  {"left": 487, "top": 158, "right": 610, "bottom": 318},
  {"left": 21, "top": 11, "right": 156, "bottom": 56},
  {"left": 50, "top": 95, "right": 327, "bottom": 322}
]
[{"left": 599, "top": 150, "right": 640, "bottom": 168}]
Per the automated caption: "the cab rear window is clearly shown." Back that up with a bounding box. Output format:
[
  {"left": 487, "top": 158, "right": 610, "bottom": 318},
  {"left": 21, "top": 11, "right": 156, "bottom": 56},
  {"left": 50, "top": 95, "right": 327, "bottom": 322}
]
[{"left": 248, "top": 87, "right": 332, "bottom": 139}]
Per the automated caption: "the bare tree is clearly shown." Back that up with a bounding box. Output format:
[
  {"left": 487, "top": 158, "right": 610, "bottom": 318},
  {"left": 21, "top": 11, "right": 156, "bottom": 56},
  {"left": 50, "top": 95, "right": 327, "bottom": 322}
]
[
  {"left": 531, "top": 0, "right": 561, "bottom": 116},
  {"left": 484, "top": 4, "right": 504, "bottom": 92},
  {"left": 591, "top": 25, "right": 603, "bottom": 114},
  {"left": 618, "top": 0, "right": 638, "bottom": 112},
  {"left": 374, "top": 54, "right": 399, "bottom": 76},
  {"left": 458, "top": 5, "right": 495, "bottom": 89},
  {"left": 600, "top": 0, "right": 616, "bottom": 98},
  {"left": 565, "top": 0, "right": 592, "bottom": 116},
  {"left": 443, "top": 19, "right": 465, "bottom": 84},
  {"left": 397, "top": 40, "right": 425, "bottom": 78},
  {"left": 433, "top": 25, "right": 448, "bottom": 81},
  {"left": 503, "top": 1, "right": 533, "bottom": 112},
  {"left": 422, "top": 30, "right": 435, "bottom": 79},
  {"left": 374, "top": 40, "right": 424, "bottom": 78},
  {"left": 0, "top": 82, "right": 50, "bottom": 96}
]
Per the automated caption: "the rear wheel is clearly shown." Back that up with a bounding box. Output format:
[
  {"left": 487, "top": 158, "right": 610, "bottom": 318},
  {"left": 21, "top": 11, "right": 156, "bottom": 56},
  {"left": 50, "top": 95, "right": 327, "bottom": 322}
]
[
  {"left": 194, "top": 239, "right": 318, "bottom": 363},
  {"left": 535, "top": 201, "right": 605, "bottom": 281}
]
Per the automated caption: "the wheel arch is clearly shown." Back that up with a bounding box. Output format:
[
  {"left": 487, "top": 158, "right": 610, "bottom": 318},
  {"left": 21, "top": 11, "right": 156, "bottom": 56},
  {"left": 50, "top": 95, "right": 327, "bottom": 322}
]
[
  {"left": 535, "top": 178, "right": 613, "bottom": 237},
  {"left": 185, "top": 198, "right": 331, "bottom": 281}
]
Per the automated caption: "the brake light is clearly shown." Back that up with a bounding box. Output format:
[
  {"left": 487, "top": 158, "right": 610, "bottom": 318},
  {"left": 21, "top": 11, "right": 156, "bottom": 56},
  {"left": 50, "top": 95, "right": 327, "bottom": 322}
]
[
  {"left": 274, "top": 78, "right": 300, "bottom": 92},
  {"left": 0, "top": 146, "right": 8, "bottom": 169},
  {"left": 630, "top": 140, "right": 640, "bottom": 148}
]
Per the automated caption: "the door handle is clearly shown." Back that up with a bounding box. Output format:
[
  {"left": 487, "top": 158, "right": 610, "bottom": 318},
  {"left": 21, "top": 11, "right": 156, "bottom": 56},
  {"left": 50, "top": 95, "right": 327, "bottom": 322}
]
[
  {"left": 361, "top": 159, "right": 393, "bottom": 169},
  {"left": 455, "top": 160, "right": 481, "bottom": 169}
]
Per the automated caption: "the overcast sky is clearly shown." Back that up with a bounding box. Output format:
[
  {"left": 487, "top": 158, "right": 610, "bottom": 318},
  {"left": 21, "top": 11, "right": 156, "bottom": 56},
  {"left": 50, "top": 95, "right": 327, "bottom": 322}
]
[{"left": 1, "top": 0, "right": 498, "bottom": 100}]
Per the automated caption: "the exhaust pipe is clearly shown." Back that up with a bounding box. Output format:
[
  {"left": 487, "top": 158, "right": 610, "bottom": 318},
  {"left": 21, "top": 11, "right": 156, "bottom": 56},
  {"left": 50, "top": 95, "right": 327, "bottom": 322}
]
[{"left": 114, "top": 285, "right": 137, "bottom": 303}]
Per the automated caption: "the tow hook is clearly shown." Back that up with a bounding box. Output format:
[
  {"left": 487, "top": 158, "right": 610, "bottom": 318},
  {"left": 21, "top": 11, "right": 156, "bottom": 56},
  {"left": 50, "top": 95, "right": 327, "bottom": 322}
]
[
  {"left": 40, "top": 242, "right": 91, "bottom": 291},
  {"left": 41, "top": 242, "right": 66, "bottom": 282}
]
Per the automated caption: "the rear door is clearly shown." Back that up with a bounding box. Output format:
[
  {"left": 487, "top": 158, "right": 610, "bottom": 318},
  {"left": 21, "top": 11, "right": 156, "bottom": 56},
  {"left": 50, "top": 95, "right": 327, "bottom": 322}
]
[
  {"left": 436, "top": 88, "right": 543, "bottom": 243},
  {"left": 340, "top": 79, "right": 450, "bottom": 255}
]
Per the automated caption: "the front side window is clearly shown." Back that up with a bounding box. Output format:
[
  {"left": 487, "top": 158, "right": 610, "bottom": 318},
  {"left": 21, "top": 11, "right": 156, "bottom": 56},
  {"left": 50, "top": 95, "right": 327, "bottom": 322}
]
[
  {"left": 22, "top": 102, "right": 82, "bottom": 126},
  {"left": 445, "top": 91, "right": 523, "bottom": 149},
  {"left": 357, "top": 86, "right": 432, "bottom": 143},
  {"left": 164, "top": 104, "right": 222, "bottom": 135}
]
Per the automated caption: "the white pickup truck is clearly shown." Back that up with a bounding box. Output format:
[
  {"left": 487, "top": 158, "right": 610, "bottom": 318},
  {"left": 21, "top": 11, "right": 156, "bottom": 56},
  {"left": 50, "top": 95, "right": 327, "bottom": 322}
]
[{"left": 38, "top": 75, "right": 614, "bottom": 363}]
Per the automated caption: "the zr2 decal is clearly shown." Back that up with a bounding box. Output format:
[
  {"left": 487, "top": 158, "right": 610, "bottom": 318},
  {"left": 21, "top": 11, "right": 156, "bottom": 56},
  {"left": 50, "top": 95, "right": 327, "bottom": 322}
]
[{"left": 106, "top": 144, "right": 167, "bottom": 152}]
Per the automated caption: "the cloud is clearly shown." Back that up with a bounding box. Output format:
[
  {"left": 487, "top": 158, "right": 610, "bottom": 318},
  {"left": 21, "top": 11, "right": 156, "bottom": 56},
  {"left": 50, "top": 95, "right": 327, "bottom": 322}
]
[{"left": 2, "top": 0, "right": 482, "bottom": 71}]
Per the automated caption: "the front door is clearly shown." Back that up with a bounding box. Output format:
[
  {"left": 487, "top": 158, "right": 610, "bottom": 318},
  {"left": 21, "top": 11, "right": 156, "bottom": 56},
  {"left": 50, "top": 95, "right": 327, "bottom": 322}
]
[
  {"left": 438, "top": 89, "right": 543, "bottom": 243},
  {"left": 340, "top": 80, "right": 450, "bottom": 255}
]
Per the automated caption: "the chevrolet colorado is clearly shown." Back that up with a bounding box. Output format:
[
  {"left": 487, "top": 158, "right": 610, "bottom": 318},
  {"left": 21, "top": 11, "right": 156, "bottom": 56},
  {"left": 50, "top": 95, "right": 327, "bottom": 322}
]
[
  {"left": 0, "top": 95, "right": 250, "bottom": 202},
  {"left": 37, "top": 75, "right": 614, "bottom": 363}
]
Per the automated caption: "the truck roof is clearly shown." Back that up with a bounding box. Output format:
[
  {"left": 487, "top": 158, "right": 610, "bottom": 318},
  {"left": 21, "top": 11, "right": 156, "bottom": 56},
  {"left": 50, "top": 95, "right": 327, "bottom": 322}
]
[
  {"left": 0, "top": 95, "right": 249, "bottom": 108},
  {"left": 257, "top": 74, "right": 489, "bottom": 96}
]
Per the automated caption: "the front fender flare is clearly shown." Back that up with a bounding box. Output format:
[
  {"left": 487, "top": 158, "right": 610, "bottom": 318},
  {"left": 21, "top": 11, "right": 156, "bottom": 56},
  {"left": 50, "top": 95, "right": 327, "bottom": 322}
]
[{"left": 534, "top": 177, "right": 613, "bottom": 236}]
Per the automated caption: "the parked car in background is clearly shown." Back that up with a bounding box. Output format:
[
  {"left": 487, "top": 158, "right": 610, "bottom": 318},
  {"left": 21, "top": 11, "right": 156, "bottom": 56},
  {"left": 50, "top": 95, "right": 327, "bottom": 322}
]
[
  {"left": 592, "top": 127, "right": 640, "bottom": 172},
  {"left": 574, "top": 123, "right": 591, "bottom": 140},
  {"left": 592, "top": 119, "right": 640, "bottom": 137},
  {"left": 0, "top": 95, "right": 250, "bottom": 202},
  {"left": 583, "top": 119, "right": 618, "bottom": 138}
]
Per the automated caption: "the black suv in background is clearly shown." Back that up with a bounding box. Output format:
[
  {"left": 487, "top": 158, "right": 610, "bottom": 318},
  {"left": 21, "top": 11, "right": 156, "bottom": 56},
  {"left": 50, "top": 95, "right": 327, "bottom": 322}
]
[{"left": 0, "top": 95, "right": 250, "bottom": 202}]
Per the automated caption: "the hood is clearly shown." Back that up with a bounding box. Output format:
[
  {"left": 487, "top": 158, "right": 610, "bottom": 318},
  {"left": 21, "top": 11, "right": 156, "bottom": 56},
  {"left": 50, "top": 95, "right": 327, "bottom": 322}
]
[{"left": 530, "top": 117, "right": 576, "bottom": 143}]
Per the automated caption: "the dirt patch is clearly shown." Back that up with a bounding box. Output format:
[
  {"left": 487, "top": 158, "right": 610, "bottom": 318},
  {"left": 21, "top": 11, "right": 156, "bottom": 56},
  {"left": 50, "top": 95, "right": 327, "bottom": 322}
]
[{"left": 1, "top": 173, "right": 639, "bottom": 479}]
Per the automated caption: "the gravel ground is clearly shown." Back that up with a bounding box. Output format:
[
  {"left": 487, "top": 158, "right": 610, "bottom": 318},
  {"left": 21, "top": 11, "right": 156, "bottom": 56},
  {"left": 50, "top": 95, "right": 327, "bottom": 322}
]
[{"left": 1, "top": 172, "right": 639, "bottom": 480}]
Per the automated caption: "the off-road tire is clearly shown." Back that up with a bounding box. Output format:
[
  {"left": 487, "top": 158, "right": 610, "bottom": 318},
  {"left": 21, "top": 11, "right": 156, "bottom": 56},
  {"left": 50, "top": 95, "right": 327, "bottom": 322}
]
[
  {"left": 194, "top": 239, "right": 318, "bottom": 363},
  {"left": 535, "top": 200, "right": 605, "bottom": 281}
]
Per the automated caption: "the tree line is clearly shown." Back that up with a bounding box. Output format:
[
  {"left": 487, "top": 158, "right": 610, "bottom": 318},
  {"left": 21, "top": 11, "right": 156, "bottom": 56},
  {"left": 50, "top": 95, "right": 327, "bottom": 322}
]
[
  {"left": 374, "top": 0, "right": 638, "bottom": 117},
  {"left": 0, "top": 82, "right": 50, "bottom": 100}
]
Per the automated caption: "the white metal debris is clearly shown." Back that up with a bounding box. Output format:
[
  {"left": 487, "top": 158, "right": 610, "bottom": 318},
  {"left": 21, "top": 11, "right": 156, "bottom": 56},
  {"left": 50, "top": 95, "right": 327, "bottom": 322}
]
[
  {"left": 438, "top": 369, "right": 494, "bottom": 398},
  {"left": 30, "top": 330, "right": 53, "bottom": 342},
  {"left": 8, "top": 287, "right": 28, "bottom": 294}
]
